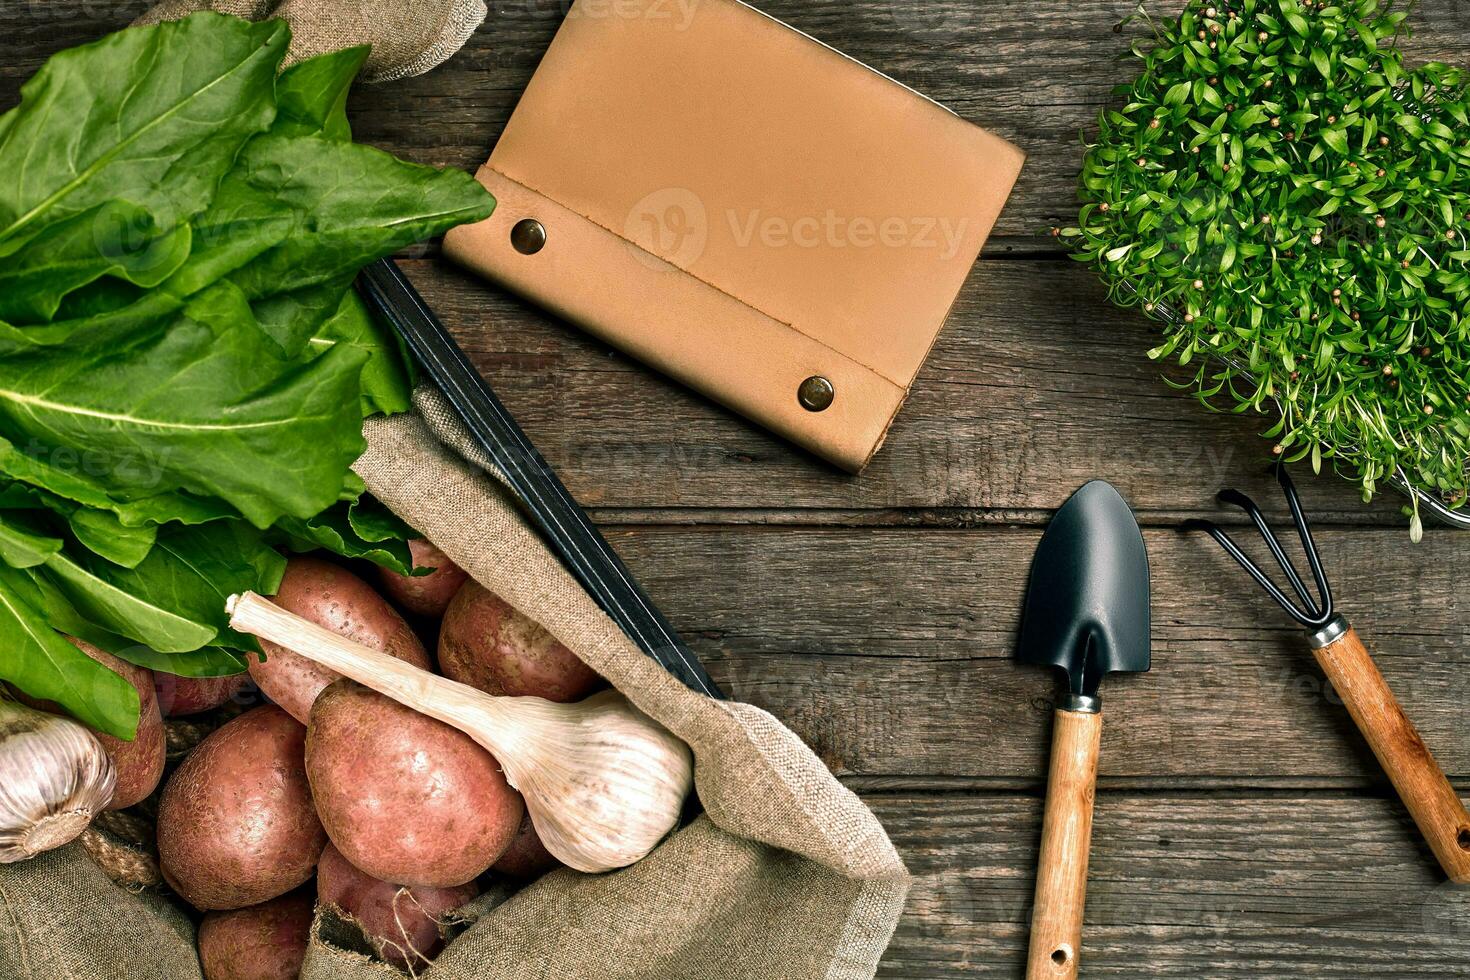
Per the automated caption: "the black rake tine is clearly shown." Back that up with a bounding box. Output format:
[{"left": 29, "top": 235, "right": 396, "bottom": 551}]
[
  {"left": 1216, "top": 488, "right": 1321, "bottom": 617},
  {"left": 1181, "top": 517, "right": 1324, "bottom": 627},
  {"left": 1274, "top": 464, "right": 1333, "bottom": 618}
]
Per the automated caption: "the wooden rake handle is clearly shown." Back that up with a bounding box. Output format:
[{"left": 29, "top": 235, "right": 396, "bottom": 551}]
[
  {"left": 1312, "top": 622, "right": 1470, "bottom": 883},
  {"left": 1027, "top": 708, "right": 1102, "bottom": 980}
]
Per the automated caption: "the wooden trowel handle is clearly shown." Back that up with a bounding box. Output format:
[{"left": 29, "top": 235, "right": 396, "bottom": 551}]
[
  {"left": 1027, "top": 708, "right": 1103, "bottom": 980},
  {"left": 1312, "top": 623, "right": 1470, "bottom": 883}
]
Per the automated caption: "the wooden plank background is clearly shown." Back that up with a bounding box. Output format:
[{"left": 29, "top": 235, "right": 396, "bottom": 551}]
[{"left": 4, "top": 1, "right": 1470, "bottom": 975}]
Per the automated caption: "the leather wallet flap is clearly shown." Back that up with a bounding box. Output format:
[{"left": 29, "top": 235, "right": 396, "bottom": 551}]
[{"left": 445, "top": 0, "right": 1024, "bottom": 471}]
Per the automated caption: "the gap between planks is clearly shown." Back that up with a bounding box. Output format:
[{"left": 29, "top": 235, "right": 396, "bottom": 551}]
[
  {"left": 843, "top": 774, "right": 1470, "bottom": 799},
  {"left": 583, "top": 507, "right": 1408, "bottom": 529}
]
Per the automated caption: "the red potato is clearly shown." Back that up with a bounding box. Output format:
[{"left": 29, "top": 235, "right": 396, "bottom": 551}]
[
  {"left": 157, "top": 706, "right": 327, "bottom": 911},
  {"left": 437, "top": 581, "right": 601, "bottom": 703},
  {"left": 198, "top": 890, "right": 314, "bottom": 980},
  {"left": 317, "top": 842, "right": 476, "bottom": 971},
  {"left": 307, "top": 680, "right": 523, "bottom": 889},
  {"left": 13, "top": 638, "right": 165, "bottom": 810},
  {"left": 249, "top": 557, "right": 430, "bottom": 724},
  {"left": 154, "top": 672, "right": 249, "bottom": 717},
  {"left": 491, "top": 811, "right": 562, "bottom": 880},
  {"left": 376, "top": 538, "right": 469, "bottom": 618}
]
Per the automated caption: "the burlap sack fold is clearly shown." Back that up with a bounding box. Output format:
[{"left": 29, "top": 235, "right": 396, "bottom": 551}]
[
  {"left": 0, "top": 392, "right": 908, "bottom": 979},
  {"left": 312, "top": 391, "right": 910, "bottom": 979},
  {"left": 4, "top": 6, "right": 907, "bottom": 972},
  {"left": 0, "top": 843, "right": 200, "bottom": 980},
  {"left": 133, "top": 0, "right": 487, "bottom": 81}
]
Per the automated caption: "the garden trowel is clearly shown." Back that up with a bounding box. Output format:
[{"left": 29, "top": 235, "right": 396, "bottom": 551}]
[{"left": 1016, "top": 480, "right": 1150, "bottom": 979}]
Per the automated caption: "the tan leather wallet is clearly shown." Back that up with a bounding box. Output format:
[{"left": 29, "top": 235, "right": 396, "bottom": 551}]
[{"left": 444, "top": 0, "right": 1024, "bottom": 472}]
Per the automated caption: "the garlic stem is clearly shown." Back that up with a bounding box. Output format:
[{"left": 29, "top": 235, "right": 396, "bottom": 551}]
[
  {"left": 227, "top": 592, "right": 693, "bottom": 873},
  {"left": 226, "top": 593, "right": 502, "bottom": 736}
]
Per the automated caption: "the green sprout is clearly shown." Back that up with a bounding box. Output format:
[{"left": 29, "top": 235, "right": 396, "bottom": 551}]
[{"left": 1063, "top": 0, "right": 1470, "bottom": 529}]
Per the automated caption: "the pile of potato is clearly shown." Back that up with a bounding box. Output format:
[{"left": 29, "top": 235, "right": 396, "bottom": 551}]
[{"left": 89, "top": 542, "right": 602, "bottom": 978}]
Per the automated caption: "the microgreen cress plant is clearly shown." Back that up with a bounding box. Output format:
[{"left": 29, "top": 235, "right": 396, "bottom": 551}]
[{"left": 1062, "top": 0, "right": 1470, "bottom": 536}]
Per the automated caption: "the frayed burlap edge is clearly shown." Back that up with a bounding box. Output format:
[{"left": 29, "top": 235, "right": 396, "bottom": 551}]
[
  {"left": 341, "top": 392, "right": 909, "bottom": 979},
  {"left": 133, "top": 0, "right": 486, "bottom": 81},
  {"left": 1, "top": 392, "right": 907, "bottom": 980}
]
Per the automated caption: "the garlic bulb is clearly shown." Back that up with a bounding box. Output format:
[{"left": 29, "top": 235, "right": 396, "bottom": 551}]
[
  {"left": 228, "top": 592, "right": 693, "bottom": 873},
  {"left": 0, "top": 698, "right": 117, "bottom": 863},
  {"left": 483, "top": 689, "right": 692, "bottom": 873}
]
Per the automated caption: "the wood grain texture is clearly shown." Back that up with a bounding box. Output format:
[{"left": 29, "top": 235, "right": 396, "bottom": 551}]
[
  {"left": 4, "top": 4, "right": 1470, "bottom": 976},
  {"left": 1027, "top": 710, "right": 1103, "bottom": 980},
  {"left": 599, "top": 522, "right": 1470, "bottom": 780},
  {"left": 344, "top": 0, "right": 1470, "bottom": 248},
  {"left": 392, "top": 258, "right": 1423, "bottom": 524},
  {"left": 2, "top": 0, "right": 1468, "bottom": 250},
  {"left": 874, "top": 794, "right": 1470, "bottom": 978},
  {"left": 0, "top": 6, "right": 1459, "bottom": 525},
  {"left": 1312, "top": 625, "right": 1470, "bottom": 883}
]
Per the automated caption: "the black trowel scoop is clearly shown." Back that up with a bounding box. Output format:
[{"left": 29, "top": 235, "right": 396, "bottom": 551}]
[{"left": 1016, "top": 480, "right": 1151, "bottom": 980}]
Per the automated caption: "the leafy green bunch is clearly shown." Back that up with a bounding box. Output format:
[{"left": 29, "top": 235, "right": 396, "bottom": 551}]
[
  {"left": 1063, "top": 0, "right": 1470, "bottom": 529},
  {"left": 0, "top": 14, "right": 495, "bottom": 737}
]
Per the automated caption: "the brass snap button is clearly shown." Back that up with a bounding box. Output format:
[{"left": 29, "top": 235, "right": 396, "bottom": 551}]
[
  {"left": 510, "top": 218, "right": 547, "bottom": 255},
  {"left": 798, "top": 376, "right": 835, "bottom": 412}
]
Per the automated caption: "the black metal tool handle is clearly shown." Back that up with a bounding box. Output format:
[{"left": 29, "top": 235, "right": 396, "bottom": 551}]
[{"left": 357, "top": 258, "right": 723, "bottom": 700}]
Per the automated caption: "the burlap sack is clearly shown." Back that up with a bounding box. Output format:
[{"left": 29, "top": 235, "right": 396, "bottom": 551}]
[
  {"left": 0, "top": 388, "right": 909, "bottom": 979},
  {"left": 133, "top": 0, "right": 486, "bottom": 81},
  {"left": 2, "top": 5, "right": 908, "bottom": 973}
]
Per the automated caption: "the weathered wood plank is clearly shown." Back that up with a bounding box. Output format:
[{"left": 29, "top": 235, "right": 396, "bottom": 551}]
[
  {"left": 606, "top": 523, "right": 1470, "bottom": 780},
  {"left": 871, "top": 794, "right": 1470, "bottom": 977},
  {"left": 345, "top": 0, "right": 1470, "bottom": 247},
  {"left": 3, "top": 1, "right": 1468, "bottom": 247},
  {"left": 0, "top": 7, "right": 1460, "bottom": 527},
  {"left": 4, "top": 9, "right": 1469, "bottom": 980},
  {"left": 401, "top": 258, "right": 1424, "bottom": 526}
]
